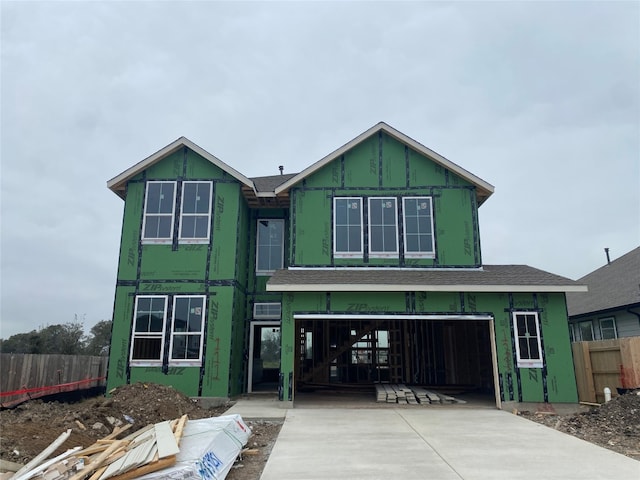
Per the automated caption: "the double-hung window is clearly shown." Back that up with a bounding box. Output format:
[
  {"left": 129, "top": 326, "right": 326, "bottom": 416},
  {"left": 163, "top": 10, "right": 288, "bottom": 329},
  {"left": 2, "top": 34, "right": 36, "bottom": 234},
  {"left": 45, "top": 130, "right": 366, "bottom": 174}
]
[
  {"left": 334, "top": 197, "right": 363, "bottom": 258},
  {"left": 256, "top": 219, "right": 284, "bottom": 275},
  {"left": 179, "top": 182, "right": 213, "bottom": 243},
  {"left": 368, "top": 198, "right": 398, "bottom": 258},
  {"left": 513, "top": 312, "right": 543, "bottom": 368},
  {"left": 131, "top": 296, "right": 168, "bottom": 364},
  {"left": 402, "top": 197, "right": 435, "bottom": 258},
  {"left": 130, "top": 295, "right": 206, "bottom": 366},
  {"left": 169, "top": 296, "right": 206, "bottom": 364},
  {"left": 142, "top": 182, "right": 176, "bottom": 243},
  {"left": 599, "top": 317, "right": 617, "bottom": 340}
]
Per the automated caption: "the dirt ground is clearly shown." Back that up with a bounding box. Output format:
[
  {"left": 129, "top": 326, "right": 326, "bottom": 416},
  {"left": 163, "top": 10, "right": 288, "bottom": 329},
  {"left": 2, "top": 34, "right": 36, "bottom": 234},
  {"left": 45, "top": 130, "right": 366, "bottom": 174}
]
[
  {"left": 1, "top": 384, "right": 639, "bottom": 480},
  {"left": 0, "top": 383, "right": 281, "bottom": 480},
  {"left": 519, "top": 392, "right": 640, "bottom": 460}
]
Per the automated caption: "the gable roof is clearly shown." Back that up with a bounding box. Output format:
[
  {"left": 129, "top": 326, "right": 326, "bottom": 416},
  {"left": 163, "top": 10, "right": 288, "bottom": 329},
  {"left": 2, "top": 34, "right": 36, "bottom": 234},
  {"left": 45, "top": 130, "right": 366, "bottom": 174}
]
[
  {"left": 274, "top": 122, "right": 495, "bottom": 206},
  {"left": 266, "top": 265, "right": 586, "bottom": 293},
  {"left": 107, "top": 137, "right": 256, "bottom": 200},
  {"left": 566, "top": 246, "right": 640, "bottom": 318}
]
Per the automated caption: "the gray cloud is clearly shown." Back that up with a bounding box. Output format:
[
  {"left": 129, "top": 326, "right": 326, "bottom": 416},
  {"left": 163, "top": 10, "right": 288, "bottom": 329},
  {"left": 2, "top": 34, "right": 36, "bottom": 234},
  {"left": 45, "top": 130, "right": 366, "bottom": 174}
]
[{"left": 1, "top": 1, "right": 638, "bottom": 338}]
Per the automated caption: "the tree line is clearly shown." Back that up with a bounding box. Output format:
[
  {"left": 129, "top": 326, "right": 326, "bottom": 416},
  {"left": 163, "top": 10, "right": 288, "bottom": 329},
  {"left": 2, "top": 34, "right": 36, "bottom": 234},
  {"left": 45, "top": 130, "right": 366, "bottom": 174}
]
[{"left": 0, "top": 320, "right": 112, "bottom": 356}]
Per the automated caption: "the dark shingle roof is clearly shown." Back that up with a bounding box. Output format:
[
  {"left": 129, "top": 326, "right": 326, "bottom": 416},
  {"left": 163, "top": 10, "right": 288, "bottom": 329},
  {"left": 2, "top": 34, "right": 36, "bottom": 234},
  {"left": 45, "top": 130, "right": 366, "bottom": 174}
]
[
  {"left": 251, "top": 174, "right": 298, "bottom": 193},
  {"left": 266, "top": 265, "right": 586, "bottom": 292},
  {"left": 566, "top": 247, "right": 640, "bottom": 317}
]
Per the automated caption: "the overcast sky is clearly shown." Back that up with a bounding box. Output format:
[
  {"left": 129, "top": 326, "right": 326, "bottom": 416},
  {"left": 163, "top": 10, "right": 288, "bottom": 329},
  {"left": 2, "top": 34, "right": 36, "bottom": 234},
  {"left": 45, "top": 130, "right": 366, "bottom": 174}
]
[{"left": 1, "top": 1, "right": 638, "bottom": 339}]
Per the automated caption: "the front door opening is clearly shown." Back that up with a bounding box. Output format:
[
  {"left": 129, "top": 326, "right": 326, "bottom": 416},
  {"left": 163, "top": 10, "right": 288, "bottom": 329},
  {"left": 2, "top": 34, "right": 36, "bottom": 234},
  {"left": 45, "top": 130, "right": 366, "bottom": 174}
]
[{"left": 248, "top": 322, "right": 281, "bottom": 393}]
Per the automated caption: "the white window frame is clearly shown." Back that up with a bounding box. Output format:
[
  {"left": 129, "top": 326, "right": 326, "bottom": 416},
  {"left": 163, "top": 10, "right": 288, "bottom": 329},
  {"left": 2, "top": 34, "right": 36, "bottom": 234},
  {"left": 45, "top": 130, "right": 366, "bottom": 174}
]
[
  {"left": 512, "top": 312, "right": 544, "bottom": 368},
  {"left": 402, "top": 196, "right": 435, "bottom": 258},
  {"left": 142, "top": 181, "right": 177, "bottom": 244},
  {"left": 333, "top": 197, "right": 363, "bottom": 258},
  {"left": 578, "top": 320, "right": 594, "bottom": 341},
  {"left": 368, "top": 197, "right": 399, "bottom": 258},
  {"left": 179, "top": 182, "right": 213, "bottom": 244},
  {"left": 130, "top": 295, "right": 168, "bottom": 366},
  {"left": 256, "top": 219, "right": 285, "bottom": 275},
  {"left": 168, "top": 295, "right": 206, "bottom": 366},
  {"left": 253, "top": 302, "right": 282, "bottom": 319},
  {"left": 599, "top": 317, "right": 617, "bottom": 340}
]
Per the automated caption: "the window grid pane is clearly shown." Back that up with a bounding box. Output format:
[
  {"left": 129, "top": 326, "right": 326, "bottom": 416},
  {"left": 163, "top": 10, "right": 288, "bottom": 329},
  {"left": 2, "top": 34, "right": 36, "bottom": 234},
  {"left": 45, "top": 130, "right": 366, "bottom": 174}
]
[
  {"left": 170, "top": 296, "right": 205, "bottom": 362},
  {"left": 179, "top": 182, "right": 212, "bottom": 241},
  {"left": 369, "top": 198, "right": 398, "bottom": 256},
  {"left": 143, "top": 182, "right": 175, "bottom": 241},
  {"left": 403, "top": 197, "right": 434, "bottom": 256},
  {"left": 334, "top": 198, "right": 363, "bottom": 256},
  {"left": 256, "top": 220, "right": 284, "bottom": 273},
  {"left": 513, "top": 312, "right": 543, "bottom": 368},
  {"left": 131, "top": 296, "right": 167, "bottom": 362}
]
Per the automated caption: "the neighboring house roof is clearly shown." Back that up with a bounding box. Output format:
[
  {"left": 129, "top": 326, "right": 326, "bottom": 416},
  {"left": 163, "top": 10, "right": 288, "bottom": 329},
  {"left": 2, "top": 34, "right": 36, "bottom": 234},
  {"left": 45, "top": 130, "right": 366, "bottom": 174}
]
[
  {"left": 274, "top": 122, "right": 496, "bottom": 206},
  {"left": 266, "top": 265, "right": 587, "bottom": 293},
  {"left": 251, "top": 173, "right": 298, "bottom": 193},
  {"left": 566, "top": 247, "right": 640, "bottom": 318},
  {"left": 107, "top": 137, "right": 256, "bottom": 200}
]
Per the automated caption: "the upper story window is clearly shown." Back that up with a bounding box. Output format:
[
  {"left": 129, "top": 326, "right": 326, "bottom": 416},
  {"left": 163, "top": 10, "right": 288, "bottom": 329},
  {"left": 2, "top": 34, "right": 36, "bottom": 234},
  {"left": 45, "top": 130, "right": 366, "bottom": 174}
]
[
  {"left": 403, "top": 197, "right": 434, "bottom": 258},
  {"left": 256, "top": 219, "right": 284, "bottom": 275},
  {"left": 513, "top": 312, "right": 543, "bottom": 368},
  {"left": 179, "top": 182, "right": 213, "bottom": 243},
  {"left": 334, "top": 198, "right": 363, "bottom": 258},
  {"left": 142, "top": 182, "right": 176, "bottom": 243},
  {"left": 368, "top": 198, "right": 398, "bottom": 258}
]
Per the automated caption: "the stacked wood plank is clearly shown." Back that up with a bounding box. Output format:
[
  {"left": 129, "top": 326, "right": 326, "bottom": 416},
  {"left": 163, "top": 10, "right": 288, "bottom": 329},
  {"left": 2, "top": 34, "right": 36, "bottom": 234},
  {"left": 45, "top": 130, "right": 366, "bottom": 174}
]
[
  {"left": 7, "top": 416, "right": 188, "bottom": 480},
  {"left": 374, "top": 384, "right": 465, "bottom": 405}
]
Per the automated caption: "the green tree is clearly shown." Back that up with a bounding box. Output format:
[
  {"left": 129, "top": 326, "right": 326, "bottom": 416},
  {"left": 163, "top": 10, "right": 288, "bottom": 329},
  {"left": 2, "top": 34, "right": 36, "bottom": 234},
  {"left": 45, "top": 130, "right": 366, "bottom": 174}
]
[{"left": 83, "top": 320, "right": 113, "bottom": 356}]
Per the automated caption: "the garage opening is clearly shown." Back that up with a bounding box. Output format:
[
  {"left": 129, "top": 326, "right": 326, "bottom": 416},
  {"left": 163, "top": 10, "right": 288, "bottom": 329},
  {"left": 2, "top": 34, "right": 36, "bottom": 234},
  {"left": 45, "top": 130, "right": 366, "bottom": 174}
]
[{"left": 294, "top": 315, "right": 499, "bottom": 406}]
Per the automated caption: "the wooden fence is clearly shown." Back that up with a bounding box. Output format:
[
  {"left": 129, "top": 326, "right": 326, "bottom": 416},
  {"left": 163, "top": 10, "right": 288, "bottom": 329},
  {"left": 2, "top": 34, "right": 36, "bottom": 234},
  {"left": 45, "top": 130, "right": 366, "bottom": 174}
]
[
  {"left": 572, "top": 337, "right": 640, "bottom": 403},
  {"left": 0, "top": 354, "right": 108, "bottom": 407}
]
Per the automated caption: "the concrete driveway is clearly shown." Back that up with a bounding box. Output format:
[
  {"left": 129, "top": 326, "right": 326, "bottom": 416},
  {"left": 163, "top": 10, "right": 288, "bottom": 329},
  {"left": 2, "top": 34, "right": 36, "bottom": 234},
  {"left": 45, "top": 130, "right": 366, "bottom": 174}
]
[{"left": 256, "top": 406, "right": 639, "bottom": 480}]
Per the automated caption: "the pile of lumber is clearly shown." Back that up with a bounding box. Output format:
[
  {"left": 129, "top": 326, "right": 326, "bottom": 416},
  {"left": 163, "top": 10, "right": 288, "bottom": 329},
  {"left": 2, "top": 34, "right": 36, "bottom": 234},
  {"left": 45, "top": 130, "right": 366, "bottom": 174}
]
[
  {"left": 374, "top": 383, "right": 467, "bottom": 405},
  {"left": 3, "top": 416, "right": 188, "bottom": 480}
]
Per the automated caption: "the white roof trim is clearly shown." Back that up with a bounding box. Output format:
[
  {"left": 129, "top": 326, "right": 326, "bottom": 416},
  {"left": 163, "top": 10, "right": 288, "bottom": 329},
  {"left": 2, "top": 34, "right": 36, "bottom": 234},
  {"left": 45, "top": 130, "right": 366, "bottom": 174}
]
[
  {"left": 274, "top": 122, "right": 495, "bottom": 202},
  {"left": 287, "top": 266, "right": 484, "bottom": 272},
  {"left": 107, "top": 136, "right": 256, "bottom": 197},
  {"left": 267, "top": 283, "right": 588, "bottom": 293},
  {"left": 294, "top": 314, "right": 494, "bottom": 321}
]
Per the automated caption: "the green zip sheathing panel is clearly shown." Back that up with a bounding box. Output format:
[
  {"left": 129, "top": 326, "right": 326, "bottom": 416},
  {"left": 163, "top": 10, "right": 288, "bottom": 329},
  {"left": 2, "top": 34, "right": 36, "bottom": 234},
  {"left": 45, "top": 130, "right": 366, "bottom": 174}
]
[
  {"left": 278, "top": 290, "right": 577, "bottom": 404},
  {"left": 289, "top": 133, "right": 481, "bottom": 268},
  {"left": 107, "top": 148, "right": 249, "bottom": 399}
]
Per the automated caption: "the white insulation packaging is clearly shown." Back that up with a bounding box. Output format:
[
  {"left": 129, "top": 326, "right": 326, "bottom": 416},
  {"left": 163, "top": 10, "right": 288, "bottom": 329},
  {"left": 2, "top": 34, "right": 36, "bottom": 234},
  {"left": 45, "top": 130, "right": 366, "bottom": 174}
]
[{"left": 139, "top": 415, "right": 251, "bottom": 480}]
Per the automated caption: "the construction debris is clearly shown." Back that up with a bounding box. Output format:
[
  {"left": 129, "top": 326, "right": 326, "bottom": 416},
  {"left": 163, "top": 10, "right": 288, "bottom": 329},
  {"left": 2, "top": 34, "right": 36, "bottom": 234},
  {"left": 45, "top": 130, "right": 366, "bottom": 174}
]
[
  {"left": 2, "top": 415, "right": 250, "bottom": 480},
  {"left": 374, "top": 383, "right": 467, "bottom": 405}
]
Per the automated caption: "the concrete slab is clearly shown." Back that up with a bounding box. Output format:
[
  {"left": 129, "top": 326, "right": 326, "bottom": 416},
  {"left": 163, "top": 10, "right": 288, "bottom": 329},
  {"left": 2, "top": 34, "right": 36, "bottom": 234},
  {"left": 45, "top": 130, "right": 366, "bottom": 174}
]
[
  {"left": 259, "top": 406, "right": 639, "bottom": 480},
  {"left": 224, "top": 395, "right": 288, "bottom": 420}
]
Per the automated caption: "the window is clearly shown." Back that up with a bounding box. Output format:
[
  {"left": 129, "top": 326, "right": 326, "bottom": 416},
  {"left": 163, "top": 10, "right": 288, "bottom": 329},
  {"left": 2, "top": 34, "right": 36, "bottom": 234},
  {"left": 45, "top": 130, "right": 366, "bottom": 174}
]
[
  {"left": 256, "top": 219, "right": 284, "bottom": 274},
  {"left": 368, "top": 198, "right": 398, "bottom": 257},
  {"left": 169, "top": 296, "right": 206, "bottom": 364},
  {"left": 578, "top": 321, "right": 594, "bottom": 341},
  {"left": 179, "top": 182, "right": 212, "bottom": 242},
  {"left": 131, "top": 296, "right": 168, "bottom": 364},
  {"left": 599, "top": 317, "right": 617, "bottom": 340},
  {"left": 513, "top": 312, "right": 543, "bottom": 368},
  {"left": 334, "top": 198, "right": 363, "bottom": 258},
  {"left": 402, "top": 197, "right": 434, "bottom": 258},
  {"left": 142, "top": 182, "right": 176, "bottom": 243},
  {"left": 130, "top": 295, "right": 206, "bottom": 366},
  {"left": 253, "top": 302, "right": 282, "bottom": 319}
]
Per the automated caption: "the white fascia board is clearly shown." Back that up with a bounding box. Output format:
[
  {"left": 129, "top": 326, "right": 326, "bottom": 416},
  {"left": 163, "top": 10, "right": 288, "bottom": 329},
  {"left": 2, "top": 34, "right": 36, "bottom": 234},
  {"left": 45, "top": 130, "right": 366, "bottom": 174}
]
[
  {"left": 274, "top": 122, "right": 495, "bottom": 199},
  {"left": 266, "top": 284, "right": 589, "bottom": 293},
  {"left": 293, "top": 314, "right": 494, "bottom": 321},
  {"left": 287, "top": 266, "right": 484, "bottom": 272},
  {"left": 107, "top": 137, "right": 256, "bottom": 196}
]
